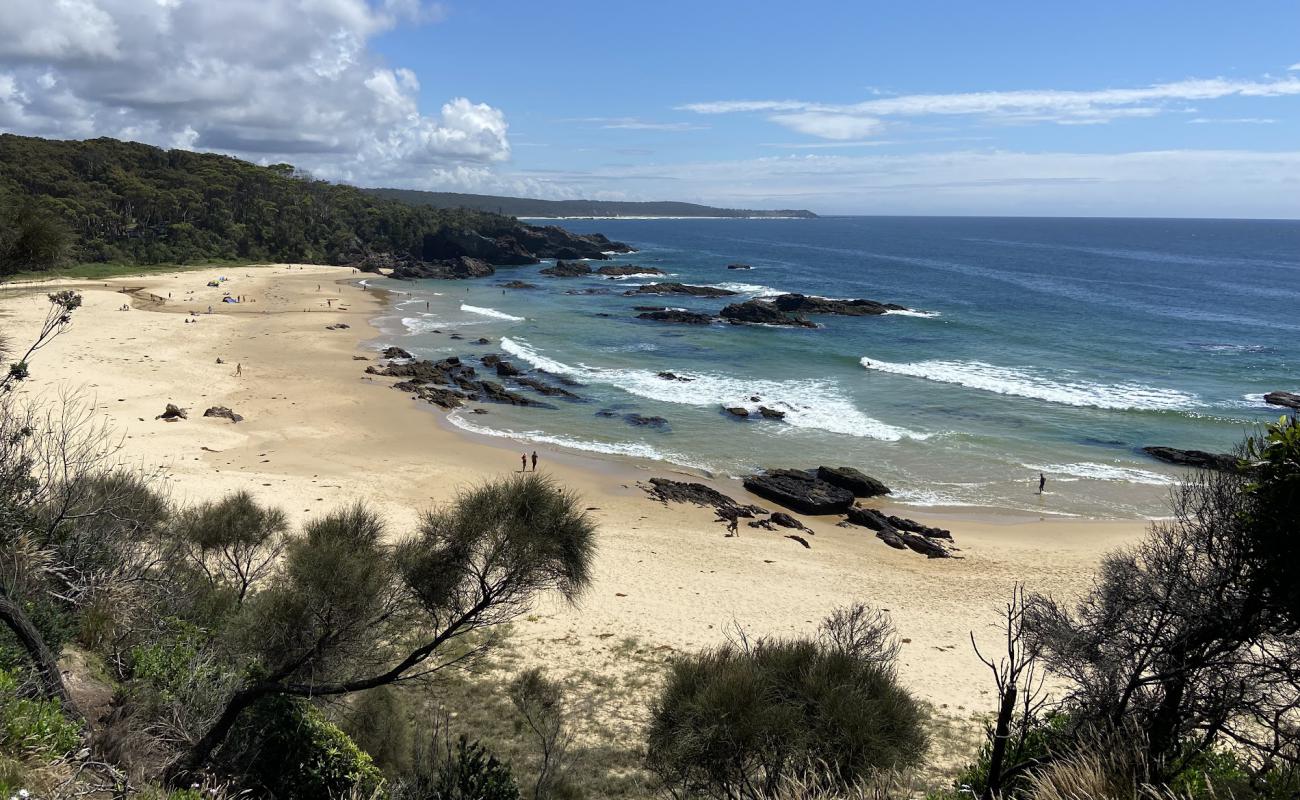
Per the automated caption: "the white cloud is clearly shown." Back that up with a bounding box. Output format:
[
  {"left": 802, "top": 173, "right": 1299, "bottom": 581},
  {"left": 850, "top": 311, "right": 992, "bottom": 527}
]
[
  {"left": 1188, "top": 117, "right": 1276, "bottom": 125},
  {"left": 1290, "top": 63, "right": 1300, "bottom": 71},
  {"left": 767, "top": 112, "right": 884, "bottom": 139},
  {"left": 0, "top": 0, "right": 509, "bottom": 186},
  {"left": 679, "top": 75, "right": 1300, "bottom": 136},
  {"left": 577, "top": 117, "right": 708, "bottom": 131}
]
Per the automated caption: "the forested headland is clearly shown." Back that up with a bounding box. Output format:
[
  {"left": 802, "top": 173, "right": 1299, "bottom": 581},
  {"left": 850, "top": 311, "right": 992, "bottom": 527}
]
[{"left": 0, "top": 134, "right": 539, "bottom": 275}]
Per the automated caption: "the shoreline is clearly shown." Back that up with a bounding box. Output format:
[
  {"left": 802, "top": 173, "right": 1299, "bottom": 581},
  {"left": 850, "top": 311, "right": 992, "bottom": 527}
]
[{"left": 0, "top": 263, "right": 1148, "bottom": 723}]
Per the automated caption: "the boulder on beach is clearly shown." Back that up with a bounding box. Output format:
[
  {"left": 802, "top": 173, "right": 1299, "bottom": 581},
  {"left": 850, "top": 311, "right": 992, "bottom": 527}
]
[
  {"left": 637, "top": 310, "right": 714, "bottom": 324},
  {"left": 720, "top": 299, "right": 816, "bottom": 328},
  {"left": 382, "top": 346, "right": 413, "bottom": 360},
  {"left": 1142, "top": 446, "right": 1239, "bottom": 472},
  {"left": 644, "top": 477, "right": 766, "bottom": 517},
  {"left": 742, "top": 469, "right": 854, "bottom": 515},
  {"left": 625, "top": 283, "right": 737, "bottom": 297},
  {"left": 203, "top": 406, "right": 243, "bottom": 423},
  {"left": 817, "top": 466, "right": 891, "bottom": 498},
  {"left": 156, "top": 404, "right": 187, "bottom": 421},
  {"left": 1264, "top": 390, "right": 1300, "bottom": 410},
  {"left": 846, "top": 506, "right": 951, "bottom": 540},
  {"left": 540, "top": 260, "right": 592, "bottom": 277}
]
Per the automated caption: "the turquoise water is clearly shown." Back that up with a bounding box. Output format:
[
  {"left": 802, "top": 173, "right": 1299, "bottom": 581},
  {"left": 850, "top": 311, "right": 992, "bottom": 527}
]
[{"left": 370, "top": 217, "right": 1297, "bottom": 518}]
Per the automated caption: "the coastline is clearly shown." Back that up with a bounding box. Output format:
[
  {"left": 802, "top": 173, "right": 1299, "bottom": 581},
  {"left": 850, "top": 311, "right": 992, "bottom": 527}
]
[{"left": 0, "top": 264, "right": 1147, "bottom": 728}]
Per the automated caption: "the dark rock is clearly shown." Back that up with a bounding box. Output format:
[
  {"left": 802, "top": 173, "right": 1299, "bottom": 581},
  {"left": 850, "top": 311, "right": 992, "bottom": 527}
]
[
  {"left": 540, "top": 260, "right": 593, "bottom": 277},
  {"left": 877, "top": 530, "right": 907, "bottom": 550},
  {"left": 595, "top": 408, "right": 620, "bottom": 418},
  {"left": 480, "top": 354, "right": 501, "bottom": 367},
  {"left": 742, "top": 469, "right": 854, "bottom": 515},
  {"left": 1142, "top": 446, "right": 1239, "bottom": 472},
  {"left": 785, "top": 534, "right": 811, "bottom": 549},
  {"left": 725, "top": 407, "right": 750, "bottom": 418},
  {"left": 496, "top": 361, "right": 521, "bottom": 377},
  {"left": 564, "top": 288, "right": 612, "bottom": 295},
  {"left": 758, "top": 406, "right": 786, "bottom": 420},
  {"left": 625, "top": 283, "right": 737, "bottom": 297},
  {"left": 382, "top": 346, "right": 413, "bottom": 360},
  {"left": 392, "top": 256, "right": 495, "bottom": 280},
  {"left": 846, "top": 506, "right": 952, "bottom": 542},
  {"left": 475, "top": 337, "right": 491, "bottom": 345},
  {"left": 352, "top": 355, "right": 369, "bottom": 360},
  {"left": 644, "top": 477, "right": 766, "bottom": 517},
  {"left": 657, "top": 371, "right": 693, "bottom": 382},
  {"left": 449, "top": 333, "right": 464, "bottom": 340},
  {"left": 513, "top": 224, "right": 634, "bottom": 260},
  {"left": 597, "top": 265, "right": 665, "bottom": 276},
  {"left": 515, "top": 377, "right": 581, "bottom": 399},
  {"left": 727, "top": 263, "right": 752, "bottom": 270},
  {"left": 1264, "top": 391, "right": 1300, "bottom": 410},
  {"left": 420, "top": 228, "right": 539, "bottom": 265},
  {"left": 472, "top": 407, "right": 488, "bottom": 414},
  {"left": 720, "top": 300, "right": 816, "bottom": 328},
  {"left": 479, "top": 380, "right": 552, "bottom": 407},
  {"left": 900, "top": 532, "right": 951, "bottom": 558},
  {"left": 772, "top": 293, "right": 907, "bottom": 317},
  {"left": 624, "top": 413, "right": 668, "bottom": 427},
  {"left": 501, "top": 280, "right": 538, "bottom": 289},
  {"left": 750, "top": 512, "right": 811, "bottom": 532},
  {"left": 817, "top": 466, "right": 891, "bottom": 498},
  {"left": 637, "top": 309, "right": 714, "bottom": 324},
  {"left": 156, "top": 404, "right": 187, "bottom": 421},
  {"left": 203, "top": 406, "right": 243, "bottom": 423}
]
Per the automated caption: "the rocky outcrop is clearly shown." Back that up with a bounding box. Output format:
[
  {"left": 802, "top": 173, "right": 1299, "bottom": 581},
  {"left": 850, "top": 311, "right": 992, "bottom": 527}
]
[
  {"left": 742, "top": 469, "right": 854, "bottom": 515},
  {"left": 1142, "top": 446, "right": 1239, "bottom": 472},
  {"left": 597, "top": 265, "right": 665, "bottom": 276},
  {"left": 644, "top": 478, "right": 766, "bottom": 517},
  {"left": 845, "top": 506, "right": 954, "bottom": 558},
  {"left": 758, "top": 406, "right": 785, "bottom": 420},
  {"left": 1264, "top": 391, "right": 1300, "bottom": 410},
  {"left": 420, "top": 228, "right": 539, "bottom": 265},
  {"left": 391, "top": 256, "right": 495, "bottom": 280},
  {"left": 515, "top": 377, "right": 580, "bottom": 399},
  {"left": 500, "top": 280, "right": 538, "bottom": 289},
  {"left": 540, "top": 260, "right": 592, "bottom": 277},
  {"left": 724, "top": 407, "right": 750, "bottom": 418},
  {"left": 816, "top": 466, "right": 891, "bottom": 498},
  {"left": 772, "top": 293, "right": 907, "bottom": 317},
  {"left": 203, "top": 406, "right": 243, "bottom": 423},
  {"left": 720, "top": 300, "right": 816, "bottom": 328},
  {"left": 625, "top": 283, "right": 737, "bottom": 297},
  {"left": 156, "top": 404, "right": 186, "bottom": 421},
  {"left": 657, "top": 371, "right": 693, "bottom": 382},
  {"left": 512, "top": 225, "right": 634, "bottom": 260},
  {"left": 637, "top": 310, "right": 714, "bottom": 324},
  {"left": 382, "top": 346, "right": 413, "bottom": 360},
  {"left": 495, "top": 361, "right": 521, "bottom": 377},
  {"left": 749, "top": 512, "right": 810, "bottom": 532}
]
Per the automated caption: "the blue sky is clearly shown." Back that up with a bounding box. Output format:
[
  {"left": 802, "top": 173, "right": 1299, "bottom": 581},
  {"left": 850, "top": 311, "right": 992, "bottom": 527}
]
[{"left": 2, "top": 0, "right": 1299, "bottom": 216}]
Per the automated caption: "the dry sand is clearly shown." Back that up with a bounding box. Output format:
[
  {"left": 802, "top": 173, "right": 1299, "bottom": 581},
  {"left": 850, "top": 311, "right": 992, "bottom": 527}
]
[{"left": 0, "top": 264, "right": 1146, "bottom": 736}]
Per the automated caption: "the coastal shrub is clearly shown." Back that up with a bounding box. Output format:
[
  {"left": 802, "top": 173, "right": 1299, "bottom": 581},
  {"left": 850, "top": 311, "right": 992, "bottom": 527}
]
[
  {"left": 646, "top": 617, "right": 926, "bottom": 799},
  {"left": 509, "top": 668, "right": 572, "bottom": 800},
  {"left": 394, "top": 735, "right": 520, "bottom": 800},
  {"left": 0, "top": 668, "right": 82, "bottom": 758},
  {"left": 953, "top": 712, "right": 1072, "bottom": 798},
  {"left": 220, "top": 695, "right": 384, "bottom": 800}
]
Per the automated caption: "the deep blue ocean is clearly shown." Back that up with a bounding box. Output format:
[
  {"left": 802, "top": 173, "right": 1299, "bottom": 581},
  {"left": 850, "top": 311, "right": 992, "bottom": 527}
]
[{"left": 371, "top": 217, "right": 1298, "bottom": 518}]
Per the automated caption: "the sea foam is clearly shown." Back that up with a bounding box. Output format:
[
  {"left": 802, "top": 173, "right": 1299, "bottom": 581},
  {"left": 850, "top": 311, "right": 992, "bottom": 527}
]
[
  {"left": 461, "top": 304, "right": 524, "bottom": 321},
  {"left": 446, "top": 412, "right": 708, "bottom": 469},
  {"left": 859, "top": 355, "right": 1196, "bottom": 411},
  {"left": 502, "top": 338, "right": 925, "bottom": 441},
  {"left": 1021, "top": 462, "right": 1175, "bottom": 486}
]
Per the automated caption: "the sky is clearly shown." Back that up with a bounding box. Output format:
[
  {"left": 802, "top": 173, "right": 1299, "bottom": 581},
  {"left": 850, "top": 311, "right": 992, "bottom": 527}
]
[{"left": 2, "top": 0, "right": 1299, "bottom": 217}]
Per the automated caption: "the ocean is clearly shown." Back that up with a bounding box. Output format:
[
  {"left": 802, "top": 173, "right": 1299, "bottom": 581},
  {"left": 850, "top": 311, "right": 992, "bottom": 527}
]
[{"left": 369, "top": 216, "right": 1298, "bottom": 519}]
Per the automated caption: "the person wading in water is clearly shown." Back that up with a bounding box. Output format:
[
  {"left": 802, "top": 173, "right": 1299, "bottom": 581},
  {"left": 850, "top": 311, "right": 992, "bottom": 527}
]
[{"left": 1038, "top": 472, "right": 1046, "bottom": 494}]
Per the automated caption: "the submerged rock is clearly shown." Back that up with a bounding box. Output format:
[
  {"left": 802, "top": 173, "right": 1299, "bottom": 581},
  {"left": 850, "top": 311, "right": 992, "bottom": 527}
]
[
  {"left": 742, "top": 469, "right": 854, "bottom": 515},
  {"left": 772, "top": 293, "right": 907, "bottom": 317},
  {"left": 597, "top": 265, "right": 665, "bottom": 276},
  {"left": 625, "top": 283, "right": 737, "bottom": 297},
  {"left": 1142, "top": 446, "right": 1239, "bottom": 472},
  {"left": 624, "top": 413, "right": 668, "bottom": 427},
  {"left": 1264, "top": 390, "right": 1300, "bottom": 410},
  {"left": 637, "top": 309, "right": 714, "bottom": 324}
]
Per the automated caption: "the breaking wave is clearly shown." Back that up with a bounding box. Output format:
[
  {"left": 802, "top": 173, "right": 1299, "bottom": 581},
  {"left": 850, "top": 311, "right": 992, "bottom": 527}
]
[
  {"left": 461, "top": 304, "right": 524, "bottom": 321},
  {"left": 859, "top": 356, "right": 1196, "bottom": 411},
  {"left": 446, "top": 413, "right": 709, "bottom": 469},
  {"left": 1021, "top": 462, "right": 1176, "bottom": 486},
  {"left": 502, "top": 338, "right": 925, "bottom": 441},
  {"left": 885, "top": 309, "right": 941, "bottom": 318},
  {"left": 710, "top": 282, "right": 785, "bottom": 298}
]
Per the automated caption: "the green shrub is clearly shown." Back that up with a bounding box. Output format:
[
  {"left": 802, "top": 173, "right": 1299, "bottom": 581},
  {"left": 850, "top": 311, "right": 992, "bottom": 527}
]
[
  {"left": 395, "top": 735, "right": 519, "bottom": 800},
  {"left": 0, "top": 595, "right": 74, "bottom": 674},
  {"left": 953, "top": 712, "right": 1071, "bottom": 798},
  {"left": 222, "top": 695, "right": 384, "bottom": 800},
  {"left": 646, "top": 636, "right": 927, "bottom": 799},
  {"left": 0, "top": 668, "right": 82, "bottom": 758}
]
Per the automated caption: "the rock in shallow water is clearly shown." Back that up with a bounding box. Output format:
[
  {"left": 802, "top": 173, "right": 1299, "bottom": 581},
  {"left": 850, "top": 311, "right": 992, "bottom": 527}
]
[{"left": 1141, "top": 446, "right": 1239, "bottom": 472}]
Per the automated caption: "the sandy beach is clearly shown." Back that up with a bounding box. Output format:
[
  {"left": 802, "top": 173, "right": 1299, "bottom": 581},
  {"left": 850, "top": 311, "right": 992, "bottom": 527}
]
[{"left": 0, "top": 264, "right": 1146, "bottom": 743}]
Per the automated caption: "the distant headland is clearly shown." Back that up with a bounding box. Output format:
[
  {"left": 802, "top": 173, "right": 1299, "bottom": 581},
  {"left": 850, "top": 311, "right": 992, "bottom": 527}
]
[{"left": 365, "top": 188, "right": 818, "bottom": 219}]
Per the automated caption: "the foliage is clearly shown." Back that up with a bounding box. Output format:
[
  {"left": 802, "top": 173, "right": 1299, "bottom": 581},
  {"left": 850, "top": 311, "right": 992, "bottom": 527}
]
[
  {"left": 509, "top": 668, "right": 571, "bottom": 800},
  {"left": 394, "top": 735, "right": 520, "bottom": 800},
  {"left": 221, "top": 695, "right": 383, "bottom": 800},
  {"left": 0, "top": 133, "right": 519, "bottom": 272},
  {"left": 1243, "top": 416, "right": 1300, "bottom": 626},
  {"left": 646, "top": 612, "right": 927, "bottom": 800},
  {"left": 0, "top": 668, "right": 82, "bottom": 758},
  {"left": 953, "top": 713, "right": 1071, "bottom": 798}
]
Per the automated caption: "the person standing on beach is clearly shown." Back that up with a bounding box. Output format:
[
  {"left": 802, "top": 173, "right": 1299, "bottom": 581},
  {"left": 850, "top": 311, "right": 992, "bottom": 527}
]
[
  {"left": 1038, "top": 472, "right": 1046, "bottom": 494},
  {"left": 521, "top": 454, "right": 527, "bottom": 472},
  {"left": 236, "top": 363, "right": 242, "bottom": 377},
  {"left": 531, "top": 451, "right": 538, "bottom": 471}
]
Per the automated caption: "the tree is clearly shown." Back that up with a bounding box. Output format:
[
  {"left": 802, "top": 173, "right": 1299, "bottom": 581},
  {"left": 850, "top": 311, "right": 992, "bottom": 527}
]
[
  {"left": 646, "top": 607, "right": 927, "bottom": 799},
  {"left": 0, "top": 204, "right": 71, "bottom": 274},
  {"left": 163, "top": 473, "right": 596, "bottom": 785},
  {"left": 1025, "top": 422, "right": 1300, "bottom": 782}
]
